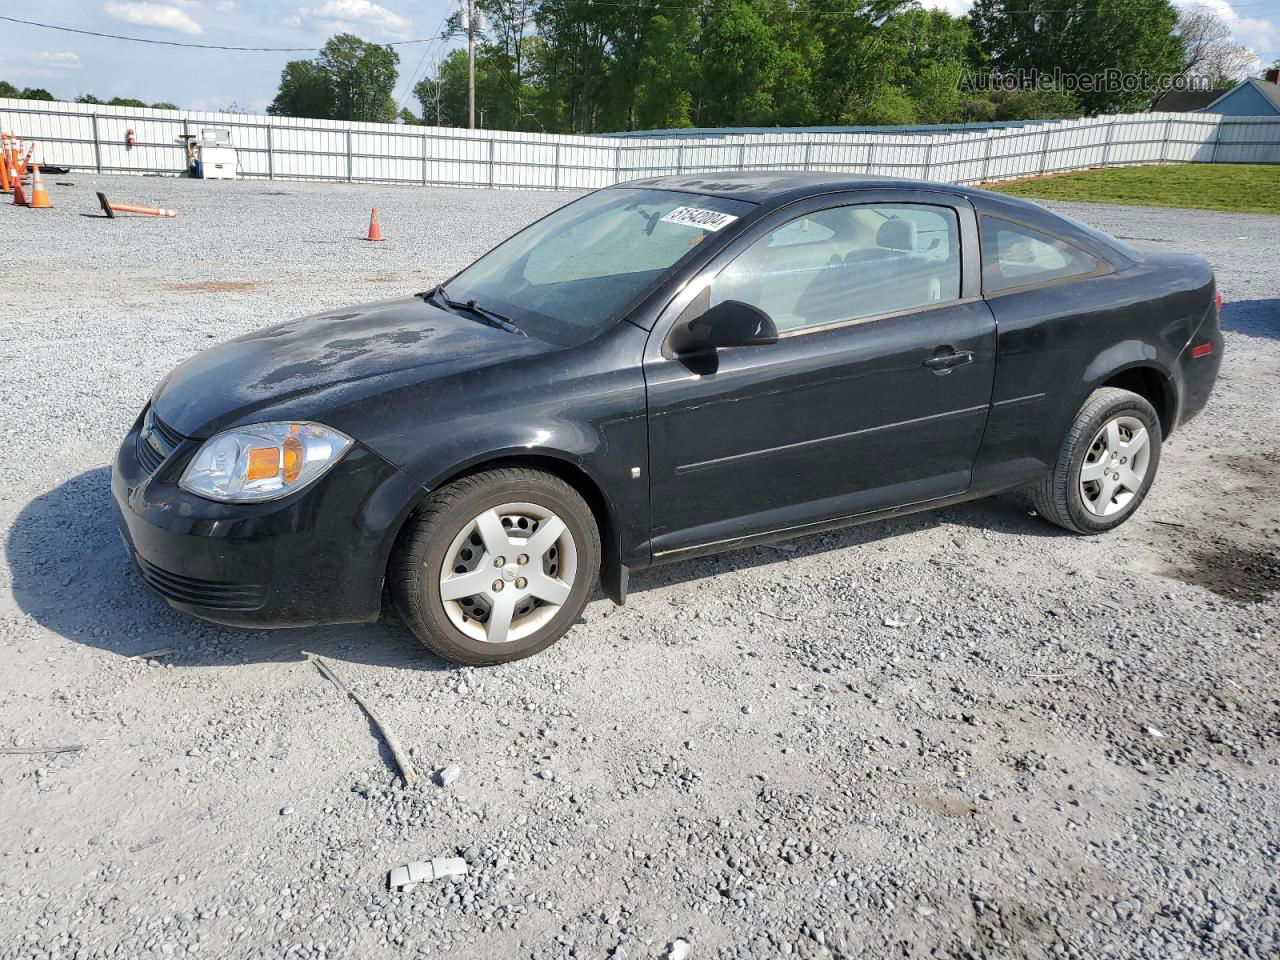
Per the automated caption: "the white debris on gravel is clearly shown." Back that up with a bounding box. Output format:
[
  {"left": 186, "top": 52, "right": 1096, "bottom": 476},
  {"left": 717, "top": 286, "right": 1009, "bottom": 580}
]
[
  {"left": 388, "top": 856, "right": 468, "bottom": 891},
  {"left": 0, "top": 175, "right": 1277, "bottom": 959}
]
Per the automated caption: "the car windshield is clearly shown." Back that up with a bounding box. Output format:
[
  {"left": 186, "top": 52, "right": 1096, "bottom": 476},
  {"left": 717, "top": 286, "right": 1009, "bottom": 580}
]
[{"left": 443, "top": 188, "right": 755, "bottom": 346}]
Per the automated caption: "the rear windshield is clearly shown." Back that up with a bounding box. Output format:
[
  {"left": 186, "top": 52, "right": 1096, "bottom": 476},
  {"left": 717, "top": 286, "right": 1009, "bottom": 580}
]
[{"left": 444, "top": 188, "right": 755, "bottom": 346}]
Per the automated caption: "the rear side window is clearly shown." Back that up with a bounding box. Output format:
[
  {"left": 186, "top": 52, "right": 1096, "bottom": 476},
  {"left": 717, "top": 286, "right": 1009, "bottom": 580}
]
[{"left": 980, "top": 216, "right": 1101, "bottom": 293}]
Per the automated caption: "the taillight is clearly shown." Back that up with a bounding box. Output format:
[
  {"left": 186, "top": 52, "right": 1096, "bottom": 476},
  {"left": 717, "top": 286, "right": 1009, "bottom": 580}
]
[{"left": 1190, "top": 342, "right": 1213, "bottom": 359}]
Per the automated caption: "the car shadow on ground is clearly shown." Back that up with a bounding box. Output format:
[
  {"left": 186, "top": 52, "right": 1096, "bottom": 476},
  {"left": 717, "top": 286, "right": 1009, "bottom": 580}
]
[
  {"left": 8, "top": 468, "right": 1062, "bottom": 670},
  {"left": 626, "top": 487, "right": 1061, "bottom": 594},
  {"left": 5, "top": 467, "right": 450, "bottom": 673},
  {"left": 1221, "top": 299, "right": 1280, "bottom": 340}
]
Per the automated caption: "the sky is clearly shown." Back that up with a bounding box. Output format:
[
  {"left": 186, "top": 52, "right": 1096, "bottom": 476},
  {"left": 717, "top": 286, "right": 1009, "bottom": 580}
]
[{"left": 0, "top": 0, "right": 1277, "bottom": 116}]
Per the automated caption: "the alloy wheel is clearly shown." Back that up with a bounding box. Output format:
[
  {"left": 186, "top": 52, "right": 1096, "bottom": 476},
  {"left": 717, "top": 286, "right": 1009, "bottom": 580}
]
[
  {"left": 1079, "top": 414, "right": 1152, "bottom": 517},
  {"left": 437, "top": 501, "right": 578, "bottom": 644}
]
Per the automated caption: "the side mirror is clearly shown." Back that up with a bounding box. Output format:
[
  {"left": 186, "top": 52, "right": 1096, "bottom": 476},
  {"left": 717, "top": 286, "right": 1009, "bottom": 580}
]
[{"left": 671, "top": 300, "right": 779, "bottom": 355}]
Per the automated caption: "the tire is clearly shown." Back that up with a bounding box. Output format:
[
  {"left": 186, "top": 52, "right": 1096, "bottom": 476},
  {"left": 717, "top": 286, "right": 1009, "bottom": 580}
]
[
  {"left": 1030, "top": 387, "right": 1163, "bottom": 535},
  {"left": 391, "top": 467, "right": 600, "bottom": 666}
]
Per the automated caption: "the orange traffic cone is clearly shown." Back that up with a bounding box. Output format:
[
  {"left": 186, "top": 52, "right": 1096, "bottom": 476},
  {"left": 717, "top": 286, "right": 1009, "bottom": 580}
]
[
  {"left": 18, "top": 144, "right": 32, "bottom": 179},
  {"left": 28, "top": 164, "right": 50, "bottom": 209},
  {"left": 11, "top": 158, "right": 27, "bottom": 206},
  {"left": 365, "top": 207, "right": 385, "bottom": 241},
  {"left": 95, "top": 191, "right": 176, "bottom": 218},
  {"left": 0, "top": 136, "right": 12, "bottom": 194}
]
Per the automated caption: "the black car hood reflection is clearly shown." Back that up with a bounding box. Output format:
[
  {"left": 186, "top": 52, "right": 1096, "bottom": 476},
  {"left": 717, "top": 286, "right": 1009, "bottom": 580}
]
[{"left": 152, "top": 296, "right": 552, "bottom": 438}]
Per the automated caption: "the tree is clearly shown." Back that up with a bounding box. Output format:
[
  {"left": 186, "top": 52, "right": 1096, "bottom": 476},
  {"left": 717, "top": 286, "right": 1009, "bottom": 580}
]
[
  {"left": 268, "top": 34, "right": 399, "bottom": 122},
  {"left": 75, "top": 94, "right": 104, "bottom": 104},
  {"left": 976, "top": 87, "right": 1082, "bottom": 121},
  {"left": 696, "top": 0, "right": 778, "bottom": 126},
  {"left": 1176, "top": 6, "right": 1254, "bottom": 88},
  {"left": 320, "top": 34, "right": 400, "bottom": 122},
  {"left": 390, "top": 0, "right": 1108, "bottom": 134},
  {"left": 418, "top": 50, "right": 474, "bottom": 128},
  {"left": 630, "top": 12, "right": 699, "bottom": 129},
  {"left": 478, "top": 0, "right": 537, "bottom": 127},
  {"left": 972, "top": 0, "right": 1184, "bottom": 113},
  {"left": 19, "top": 87, "right": 54, "bottom": 101},
  {"left": 269, "top": 59, "right": 335, "bottom": 118},
  {"left": 813, "top": 0, "right": 916, "bottom": 124},
  {"left": 414, "top": 70, "right": 451, "bottom": 126},
  {"left": 108, "top": 97, "right": 148, "bottom": 108},
  {"left": 151, "top": 101, "right": 180, "bottom": 110},
  {"left": 0, "top": 80, "right": 21, "bottom": 98},
  {"left": 845, "top": 9, "right": 981, "bottom": 125}
]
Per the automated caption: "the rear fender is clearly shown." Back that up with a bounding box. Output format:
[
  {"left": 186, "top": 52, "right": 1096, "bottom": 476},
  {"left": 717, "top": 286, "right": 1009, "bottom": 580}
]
[{"left": 1080, "top": 341, "right": 1178, "bottom": 432}]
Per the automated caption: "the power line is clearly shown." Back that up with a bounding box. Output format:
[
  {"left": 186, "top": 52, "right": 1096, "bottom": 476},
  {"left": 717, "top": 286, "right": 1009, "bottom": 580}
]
[
  {"left": 396, "top": 3, "right": 460, "bottom": 110},
  {"left": 5, "top": 4, "right": 1275, "bottom": 42},
  {"left": 0, "top": 14, "right": 457, "bottom": 51},
  {"left": 533, "top": 0, "right": 1280, "bottom": 11}
]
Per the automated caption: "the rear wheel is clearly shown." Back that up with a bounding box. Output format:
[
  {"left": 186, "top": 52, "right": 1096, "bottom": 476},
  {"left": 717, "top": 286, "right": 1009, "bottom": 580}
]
[
  {"left": 391, "top": 468, "right": 599, "bottom": 665},
  {"left": 1030, "top": 387, "right": 1162, "bottom": 534}
]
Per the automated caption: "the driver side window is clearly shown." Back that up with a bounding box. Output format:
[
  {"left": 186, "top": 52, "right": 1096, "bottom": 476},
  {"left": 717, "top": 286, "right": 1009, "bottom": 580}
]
[{"left": 710, "top": 203, "right": 962, "bottom": 334}]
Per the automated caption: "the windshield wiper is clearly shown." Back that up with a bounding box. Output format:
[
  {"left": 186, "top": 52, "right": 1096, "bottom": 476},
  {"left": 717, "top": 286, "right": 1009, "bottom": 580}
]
[{"left": 423, "top": 284, "right": 527, "bottom": 338}]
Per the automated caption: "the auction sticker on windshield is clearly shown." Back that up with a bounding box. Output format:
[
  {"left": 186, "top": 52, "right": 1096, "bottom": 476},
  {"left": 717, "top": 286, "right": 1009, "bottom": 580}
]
[{"left": 660, "top": 206, "right": 740, "bottom": 231}]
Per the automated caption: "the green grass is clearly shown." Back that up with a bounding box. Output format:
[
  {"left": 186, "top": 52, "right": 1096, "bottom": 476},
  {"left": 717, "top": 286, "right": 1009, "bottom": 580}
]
[{"left": 989, "top": 163, "right": 1280, "bottom": 215}]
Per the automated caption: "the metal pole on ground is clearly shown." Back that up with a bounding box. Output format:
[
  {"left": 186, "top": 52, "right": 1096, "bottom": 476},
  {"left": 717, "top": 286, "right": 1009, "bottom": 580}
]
[
  {"left": 467, "top": 0, "right": 476, "bottom": 130},
  {"left": 91, "top": 114, "right": 102, "bottom": 174}
]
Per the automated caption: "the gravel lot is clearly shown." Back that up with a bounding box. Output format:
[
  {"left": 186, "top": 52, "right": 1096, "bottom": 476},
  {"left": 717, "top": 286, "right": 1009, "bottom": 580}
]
[{"left": 0, "top": 174, "right": 1277, "bottom": 960}]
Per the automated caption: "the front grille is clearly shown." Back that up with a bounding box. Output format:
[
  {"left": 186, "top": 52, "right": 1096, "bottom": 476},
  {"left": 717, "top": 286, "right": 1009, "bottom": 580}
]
[
  {"left": 151, "top": 414, "right": 184, "bottom": 448},
  {"left": 135, "top": 555, "right": 267, "bottom": 610},
  {"left": 136, "top": 407, "right": 187, "bottom": 475}
]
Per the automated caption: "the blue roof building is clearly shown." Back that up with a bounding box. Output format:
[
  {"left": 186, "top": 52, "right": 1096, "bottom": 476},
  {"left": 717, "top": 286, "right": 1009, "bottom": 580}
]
[{"left": 1201, "top": 74, "right": 1280, "bottom": 117}]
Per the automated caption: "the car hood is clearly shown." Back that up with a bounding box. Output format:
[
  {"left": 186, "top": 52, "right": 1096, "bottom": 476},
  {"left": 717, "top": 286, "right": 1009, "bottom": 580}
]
[{"left": 152, "top": 296, "right": 553, "bottom": 438}]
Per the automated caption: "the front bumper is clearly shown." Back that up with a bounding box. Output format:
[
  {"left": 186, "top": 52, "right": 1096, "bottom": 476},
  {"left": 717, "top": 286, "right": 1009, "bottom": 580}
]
[{"left": 111, "top": 408, "right": 425, "bottom": 628}]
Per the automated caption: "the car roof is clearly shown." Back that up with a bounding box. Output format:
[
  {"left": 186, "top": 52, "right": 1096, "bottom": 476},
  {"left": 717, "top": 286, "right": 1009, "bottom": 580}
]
[
  {"left": 615, "top": 171, "right": 1005, "bottom": 207},
  {"left": 613, "top": 170, "right": 1141, "bottom": 264}
]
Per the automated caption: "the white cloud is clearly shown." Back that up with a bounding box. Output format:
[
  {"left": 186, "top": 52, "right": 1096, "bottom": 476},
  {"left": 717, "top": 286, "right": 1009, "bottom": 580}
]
[
  {"left": 1180, "top": 0, "right": 1279, "bottom": 71},
  {"left": 294, "top": 0, "right": 410, "bottom": 36},
  {"left": 33, "top": 51, "right": 82, "bottom": 70},
  {"left": 923, "top": 0, "right": 974, "bottom": 16},
  {"left": 174, "top": 0, "right": 238, "bottom": 10},
  {"left": 102, "top": 2, "right": 204, "bottom": 34}
]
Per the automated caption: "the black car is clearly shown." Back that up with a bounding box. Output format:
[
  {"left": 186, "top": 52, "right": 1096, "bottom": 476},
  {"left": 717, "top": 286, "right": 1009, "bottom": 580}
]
[{"left": 113, "top": 173, "right": 1223, "bottom": 665}]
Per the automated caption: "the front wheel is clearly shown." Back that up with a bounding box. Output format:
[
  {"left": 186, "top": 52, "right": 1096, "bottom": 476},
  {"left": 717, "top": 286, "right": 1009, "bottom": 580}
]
[
  {"left": 390, "top": 467, "right": 600, "bottom": 665},
  {"left": 1030, "top": 387, "right": 1162, "bottom": 534}
]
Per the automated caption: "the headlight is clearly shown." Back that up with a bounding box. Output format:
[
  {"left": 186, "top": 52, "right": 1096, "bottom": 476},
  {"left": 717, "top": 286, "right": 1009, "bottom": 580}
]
[{"left": 179, "top": 422, "right": 353, "bottom": 503}]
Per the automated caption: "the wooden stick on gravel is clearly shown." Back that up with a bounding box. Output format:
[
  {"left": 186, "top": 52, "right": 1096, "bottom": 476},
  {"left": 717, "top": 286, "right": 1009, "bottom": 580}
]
[
  {"left": 309, "top": 655, "right": 418, "bottom": 788},
  {"left": 0, "top": 745, "right": 86, "bottom": 755}
]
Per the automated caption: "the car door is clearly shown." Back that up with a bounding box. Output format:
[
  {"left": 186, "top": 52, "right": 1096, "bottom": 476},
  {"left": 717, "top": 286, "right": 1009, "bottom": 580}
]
[{"left": 642, "top": 191, "right": 997, "bottom": 560}]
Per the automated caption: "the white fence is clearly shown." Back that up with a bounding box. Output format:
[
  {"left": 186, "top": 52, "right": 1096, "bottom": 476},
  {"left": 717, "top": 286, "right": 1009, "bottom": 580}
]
[{"left": 2, "top": 97, "right": 1278, "bottom": 190}]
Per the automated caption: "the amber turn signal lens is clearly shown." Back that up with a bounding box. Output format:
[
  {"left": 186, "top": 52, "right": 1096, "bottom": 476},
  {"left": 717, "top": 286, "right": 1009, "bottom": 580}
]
[
  {"left": 245, "top": 446, "right": 281, "bottom": 482},
  {"left": 282, "top": 435, "right": 303, "bottom": 483}
]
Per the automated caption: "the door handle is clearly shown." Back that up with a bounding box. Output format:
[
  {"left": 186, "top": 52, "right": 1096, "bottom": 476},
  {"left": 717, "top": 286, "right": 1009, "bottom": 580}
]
[{"left": 923, "top": 349, "right": 974, "bottom": 374}]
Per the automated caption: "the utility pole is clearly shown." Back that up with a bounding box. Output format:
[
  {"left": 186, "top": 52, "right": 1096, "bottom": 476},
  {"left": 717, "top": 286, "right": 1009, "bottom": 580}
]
[{"left": 467, "top": 0, "right": 476, "bottom": 129}]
